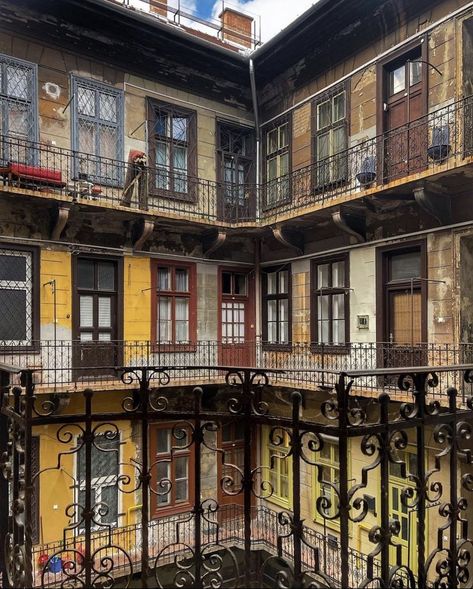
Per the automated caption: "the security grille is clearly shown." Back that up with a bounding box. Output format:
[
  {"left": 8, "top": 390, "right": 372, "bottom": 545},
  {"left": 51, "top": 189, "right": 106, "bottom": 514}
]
[
  {"left": 0, "top": 248, "right": 33, "bottom": 347},
  {"left": 72, "top": 77, "right": 124, "bottom": 185},
  {"left": 0, "top": 54, "right": 37, "bottom": 163}
]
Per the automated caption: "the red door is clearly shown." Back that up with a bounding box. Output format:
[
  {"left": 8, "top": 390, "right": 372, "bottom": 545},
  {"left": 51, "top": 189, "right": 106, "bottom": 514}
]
[
  {"left": 383, "top": 50, "right": 427, "bottom": 182},
  {"left": 218, "top": 268, "right": 255, "bottom": 366}
]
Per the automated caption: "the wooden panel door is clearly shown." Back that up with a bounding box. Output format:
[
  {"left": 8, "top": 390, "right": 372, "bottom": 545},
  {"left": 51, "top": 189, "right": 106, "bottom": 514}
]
[
  {"left": 218, "top": 268, "right": 255, "bottom": 366},
  {"left": 383, "top": 50, "right": 427, "bottom": 182},
  {"left": 73, "top": 257, "right": 121, "bottom": 379}
]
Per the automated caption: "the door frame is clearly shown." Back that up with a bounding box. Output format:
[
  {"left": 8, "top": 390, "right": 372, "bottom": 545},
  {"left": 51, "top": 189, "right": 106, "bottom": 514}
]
[{"left": 72, "top": 253, "right": 124, "bottom": 372}]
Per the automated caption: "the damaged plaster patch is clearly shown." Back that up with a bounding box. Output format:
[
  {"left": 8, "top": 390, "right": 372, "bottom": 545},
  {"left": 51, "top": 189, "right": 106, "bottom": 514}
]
[{"left": 43, "top": 82, "right": 61, "bottom": 100}]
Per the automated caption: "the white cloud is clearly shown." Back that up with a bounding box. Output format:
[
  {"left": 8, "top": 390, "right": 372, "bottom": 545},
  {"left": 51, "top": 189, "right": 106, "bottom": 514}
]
[{"left": 210, "top": 0, "right": 318, "bottom": 42}]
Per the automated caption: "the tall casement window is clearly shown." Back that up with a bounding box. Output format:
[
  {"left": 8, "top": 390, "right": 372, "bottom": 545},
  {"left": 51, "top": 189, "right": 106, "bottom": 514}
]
[
  {"left": 0, "top": 246, "right": 37, "bottom": 348},
  {"left": 151, "top": 261, "right": 196, "bottom": 347},
  {"left": 313, "top": 86, "right": 348, "bottom": 188},
  {"left": 150, "top": 423, "right": 194, "bottom": 516},
  {"left": 72, "top": 77, "right": 124, "bottom": 183},
  {"left": 262, "top": 265, "right": 291, "bottom": 347},
  {"left": 217, "top": 122, "right": 255, "bottom": 219},
  {"left": 311, "top": 255, "right": 349, "bottom": 347},
  {"left": 0, "top": 54, "right": 37, "bottom": 161},
  {"left": 263, "top": 426, "right": 292, "bottom": 509},
  {"left": 313, "top": 438, "right": 340, "bottom": 527},
  {"left": 264, "top": 118, "right": 290, "bottom": 207},
  {"left": 77, "top": 433, "right": 120, "bottom": 529},
  {"left": 148, "top": 99, "right": 197, "bottom": 201}
]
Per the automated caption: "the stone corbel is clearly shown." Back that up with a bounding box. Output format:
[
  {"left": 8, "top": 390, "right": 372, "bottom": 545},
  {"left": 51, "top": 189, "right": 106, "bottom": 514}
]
[
  {"left": 132, "top": 218, "right": 155, "bottom": 251},
  {"left": 50, "top": 203, "right": 72, "bottom": 240},
  {"left": 271, "top": 224, "right": 304, "bottom": 256},
  {"left": 413, "top": 182, "right": 451, "bottom": 225},
  {"left": 332, "top": 208, "right": 366, "bottom": 243},
  {"left": 203, "top": 229, "right": 227, "bottom": 257}
]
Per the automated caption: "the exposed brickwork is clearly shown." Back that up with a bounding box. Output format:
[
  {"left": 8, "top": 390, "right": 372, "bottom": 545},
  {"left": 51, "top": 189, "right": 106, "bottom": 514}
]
[{"left": 220, "top": 8, "right": 253, "bottom": 49}]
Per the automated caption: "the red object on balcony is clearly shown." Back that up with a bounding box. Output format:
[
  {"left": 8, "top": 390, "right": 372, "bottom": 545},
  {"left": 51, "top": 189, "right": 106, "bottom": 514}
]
[{"left": 1, "top": 162, "right": 65, "bottom": 187}]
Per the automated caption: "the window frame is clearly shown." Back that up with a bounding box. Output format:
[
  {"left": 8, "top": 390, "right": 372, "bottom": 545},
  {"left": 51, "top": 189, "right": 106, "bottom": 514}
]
[
  {"left": 262, "top": 425, "right": 293, "bottom": 510},
  {"left": 310, "top": 253, "right": 350, "bottom": 352},
  {"left": 151, "top": 260, "right": 197, "bottom": 352},
  {"left": 312, "top": 83, "right": 349, "bottom": 192},
  {"left": 262, "top": 264, "right": 292, "bottom": 351},
  {"left": 147, "top": 98, "right": 197, "bottom": 203},
  {"left": 71, "top": 76, "right": 124, "bottom": 186},
  {"left": 262, "top": 115, "right": 292, "bottom": 210},
  {"left": 0, "top": 243, "right": 39, "bottom": 352},
  {"left": 313, "top": 436, "right": 341, "bottom": 531},
  {"left": 150, "top": 422, "right": 195, "bottom": 518}
]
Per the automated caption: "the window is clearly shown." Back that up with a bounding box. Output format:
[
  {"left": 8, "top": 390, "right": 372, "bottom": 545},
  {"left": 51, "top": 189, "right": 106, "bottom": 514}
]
[
  {"left": 148, "top": 100, "right": 197, "bottom": 201},
  {"left": 219, "top": 421, "right": 245, "bottom": 500},
  {"left": 152, "top": 261, "right": 196, "bottom": 347},
  {"left": 72, "top": 77, "right": 124, "bottom": 184},
  {"left": 76, "top": 433, "right": 120, "bottom": 529},
  {"left": 0, "top": 54, "right": 37, "bottom": 162},
  {"left": 313, "top": 438, "right": 340, "bottom": 527},
  {"left": 264, "top": 119, "right": 290, "bottom": 207},
  {"left": 313, "top": 88, "right": 348, "bottom": 187},
  {"left": 150, "top": 423, "right": 193, "bottom": 515},
  {"left": 0, "top": 247, "right": 37, "bottom": 347},
  {"left": 262, "top": 266, "right": 291, "bottom": 347},
  {"left": 311, "top": 255, "right": 349, "bottom": 346},
  {"left": 221, "top": 271, "right": 248, "bottom": 344},
  {"left": 388, "top": 60, "right": 422, "bottom": 97},
  {"left": 263, "top": 426, "right": 292, "bottom": 508}
]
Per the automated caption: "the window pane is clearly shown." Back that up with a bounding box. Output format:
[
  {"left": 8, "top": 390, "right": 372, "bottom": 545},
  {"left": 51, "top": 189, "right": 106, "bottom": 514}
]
[
  {"left": 333, "top": 319, "right": 345, "bottom": 344},
  {"left": 280, "top": 321, "right": 289, "bottom": 343},
  {"left": 279, "top": 271, "right": 288, "bottom": 294},
  {"left": 158, "top": 297, "right": 171, "bottom": 342},
  {"left": 157, "top": 268, "right": 170, "bottom": 291},
  {"left": 0, "top": 254, "right": 26, "bottom": 281},
  {"left": 99, "top": 93, "right": 117, "bottom": 123},
  {"left": 318, "top": 295, "right": 329, "bottom": 321},
  {"left": 267, "top": 156, "right": 277, "bottom": 180},
  {"left": 0, "top": 290, "right": 27, "bottom": 341},
  {"left": 80, "top": 296, "right": 94, "bottom": 328},
  {"left": 332, "top": 293, "right": 345, "bottom": 320},
  {"left": 267, "top": 129, "right": 278, "bottom": 154},
  {"left": 317, "top": 264, "right": 330, "bottom": 289},
  {"left": 279, "top": 299, "right": 288, "bottom": 322},
  {"left": 267, "top": 272, "right": 277, "bottom": 295},
  {"left": 280, "top": 153, "right": 289, "bottom": 176},
  {"left": 390, "top": 251, "right": 421, "bottom": 281},
  {"left": 317, "top": 132, "right": 330, "bottom": 160},
  {"left": 333, "top": 126, "right": 346, "bottom": 155},
  {"left": 410, "top": 61, "right": 422, "bottom": 86},
  {"left": 156, "top": 142, "right": 169, "bottom": 167},
  {"left": 222, "top": 272, "right": 232, "bottom": 294},
  {"left": 97, "top": 262, "right": 115, "bottom": 291},
  {"left": 175, "top": 456, "right": 188, "bottom": 479},
  {"left": 279, "top": 123, "right": 288, "bottom": 148},
  {"left": 172, "top": 117, "right": 188, "bottom": 141},
  {"left": 175, "top": 479, "right": 188, "bottom": 503},
  {"left": 77, "top": 87, "right": 95, "bottom": 117},
  {"left": 6, "top": 65, "right": 29, "bottom": 100},
  {"left": 157, "top": 429, "right": 170, "bottom": 454},
  {"left": 173, "top": 428, "right": 188, "bottom": 448},
  {"left": 98, "top": 297, "right": 111, "bottom": 328},
  {"left": 173, "top": 146, "right": 187, "bottom": 171},
  {"left": 77, "top": 259, "right": 94, "bottom": 289},
  {"left": 389, "top": 65, "right": 406, "bottom": 95},
  {"left": 154, "top": 114, "right": 168, "bottom": 137},
  {"left": 80, "top": 332, "right": 93, "bottom": 341},
  {"left": 175, "top": 298, "right": 189, "bottom": 341},
  {"left": 98, "top": 332, "right": 111, "bottom": 341},
  {"left": 332, "top": 261, "right": 345, "bottom": 287},
  {"left": 175, "top": 269, "right": 189, "bottom": 292},
  {"left": 234, "top": 274, "right": 246, "bottom": 295},
  {"left": 317, "top": 100, "right": 331, "bottom": 129},
  {"left": 101, "top": 486, "right": 118, "bottom": 524},
  {"left": 332, "top": 92, "right": 346, "bottom": 122},
  {"left": 267, "top": 299, "right": 277, "bottom": 322}
]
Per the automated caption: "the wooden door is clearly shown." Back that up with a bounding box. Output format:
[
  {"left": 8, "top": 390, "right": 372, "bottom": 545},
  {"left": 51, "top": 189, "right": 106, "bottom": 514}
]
[
  {"left": 218, "top": 269, "right": 255, "bottom": 366},
  {"left": 73, "top": 257, "right": 121, "bottom": 379},
  {"left": 217, "top": 422, "right": 245, "bottom": 510},
  {"left": 383, "top": 50, "right": 427, "bottom": 182}
]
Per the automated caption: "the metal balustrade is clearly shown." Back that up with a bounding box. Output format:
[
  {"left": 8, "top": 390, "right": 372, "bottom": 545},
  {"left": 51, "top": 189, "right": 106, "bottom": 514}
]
[{"left": 1, "top": 97, "right": 472, "bottom": 225}]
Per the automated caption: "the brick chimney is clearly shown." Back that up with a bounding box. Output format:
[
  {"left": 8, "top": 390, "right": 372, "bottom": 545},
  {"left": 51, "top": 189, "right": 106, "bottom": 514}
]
[
  {"left": 149, "top": 0, "right": 167, "bottom": 18},
  {"left": 220, "top": 8, "right": 253, "bottom": 49}
]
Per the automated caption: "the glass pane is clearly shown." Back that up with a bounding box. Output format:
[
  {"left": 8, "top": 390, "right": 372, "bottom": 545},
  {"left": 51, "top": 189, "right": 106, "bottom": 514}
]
[
  {"left": 98, "top": 297, "right": 111, "bottom": 328},
  {"left": 389, "top": 65, "right": 406, "bottom": 95},
  {"left": 267, "top": 129, "right": 278, "bottom": 154},
  {"left": 332, "top": 92, "right": 346, "bottom": 122},
  {"left": 6, "top": 66, "right": 29, "bottom": 100},
  {"left": 77, "top": 87, "right": 96, "bottom": 117},
  {"left": 410, "top": 61, "right": 422, "bottom": 86},
  {"left": 267, "top": 157, "right": 277, "bottom": 180},
  {"left": 172, "top": 116, "right": 187, "bottom": 141},
  {"left": 156, "top": 142, "right": 169, "bottom": 167},
  {"left": 390, "top": 251, "right": 421, "bottom": 281},
  {"left": 267, "top": 321, "right": 277, "bottom": 342},
  {"left": 0, "top": 254, "right": 26, "bottom": 281},
  {"left": 280, "top": 321, "right": 289, "bottom": 344},
  {"left": 175, "top": 456, "right": 188, "bottom": 479},
  {"left": 99, "top": 93, "right": 117, "bottom": 123},
  {"left": 175, "top": 298, "right": 189, "bottom": 341},
  {"left": 175, "top": 479, "right": 188, "bottom": 502},
  {"left": 318, "top": 320, "right": 329, "bottom": 344},
  {"left": 157, "top": 429, "right": 170, "bottom": 454},
  {"left": 98, "top": 126, "right": 117, "bottom": 161},
  {"left": 173, "top": 146, "right": 187, "bottom": 172},
  {"left": 279, "top": 299, "right": 288, "bottom": 322},
  {"left": 317, "top": 264, "right": 330, "bottom": 288},
  {"left": 154, "top": 114, "right": 168, "bottom": 137},
  {"left": 77, "top": 259, "right": 94, "bottom": 289},
  {"left": 80, "top": 296, "right": 94, "bottom": 328},
  {"left": 332, "top": 293, "right": 345, "bottom": 320},
  {"left": 80, "top": 332, "right": 93, "bottom": 341},
  {"left": 280, "top": 152, "right": 289, "bottom": 176},
  {"left": 98, "top": 332, "right": 111, "bottom": 341},
  {"left": 279, "top": 123, "right": 288, "bottom": 148},
  {"left": 222, "top": 272, "right": 232, "bottom": 294},
  {"left": 222, "top": 424, "right": 232, "bottom": 442},
  {"left": 234, "top": 274, "right": 246, "bottom": 295},
  {"left": 101, "top": 486, "right": 118, "bottom": 524},
  {"left": 175, "top": 269, "right": 189, "bottom": 292},
  {"left": 333, "top": 319, "right": 345, "bottom": 344},
  {"left": 267, "top": 272, "right": 277, "bottom": 295},
  {"left": 333, "top": 126, "right": 346, "bottom": 155},
  {"left": 317, "top": 132, "right": 330, "bottom": 160},
  {"left": 318, "top": 295, "right": 329, "bottom": 320},
  {"left": 317, "top": 100, "right": 331, "bottom": 129},
  {"left": 267, "top": 299, "right": 277, "bottom": 322},
  {"left": 157, "top": 268, "right": 170, "bottom": 291},
  {"left": 0, "top": 290, "right": 27, "bottom": 341},
  {"left": 78, "top": 122, "right": 95, "bottom": 155},
  {"left": 173, "top": 428, "right": 188, "bottom": 448},
  {"left": 279, "top": 271, "right": 288, "bottom": 294},
  {"left": 158, "top": 297, "right": 171, "bottom": 342},
  {"left": 97, "top": 262, "right": 115, "bottom": 291},
  {"left": 332, "top": 261, "right": 345, "bottom": 287}
]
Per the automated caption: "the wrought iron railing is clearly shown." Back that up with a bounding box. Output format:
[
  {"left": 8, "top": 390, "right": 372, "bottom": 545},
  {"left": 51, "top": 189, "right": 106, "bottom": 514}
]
[
  {"left": 1, "top": 363, "right": 472, "bottom": 588},
  {"left": 1, "top": 339, "right": 472, "bottom": 403},
  {"left": 1, "top": 97, "right": 473, "bottom": 225}
]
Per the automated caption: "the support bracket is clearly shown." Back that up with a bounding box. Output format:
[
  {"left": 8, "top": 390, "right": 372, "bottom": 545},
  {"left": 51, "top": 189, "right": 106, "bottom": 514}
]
[
  {"left": 203, "top": 229, "right": 227, "bottom": 257},
  {"left": 271, "top": 224, "right": 304, "bottom": 256},
  {"left": 132, "top": 218, "right": 155, "bottom": 251},
  {"left": 413, "top": 182, "right": 451, "bottom": 225},
  {"left": 332, "top": 208, "right": 366, "bottom": 243},
  {"left": 50, "top": 203, "right": 72, "bottom": 240}
]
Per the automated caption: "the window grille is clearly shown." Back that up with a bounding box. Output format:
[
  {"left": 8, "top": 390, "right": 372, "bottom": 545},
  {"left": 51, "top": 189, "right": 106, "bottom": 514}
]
[
  {"left": 72, "top": 76, "right": 124, "bottom": 185},
  {"left": 0, "top": 247, "right": 34, "bottom": 347},
  {"left": 0, "top": 54, "right": 37, "bottom": 163}
]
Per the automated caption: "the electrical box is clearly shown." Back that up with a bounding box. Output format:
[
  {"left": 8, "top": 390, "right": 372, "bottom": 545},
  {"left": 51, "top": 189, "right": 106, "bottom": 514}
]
[{"left": 357, "top": 315, "right": 369, "bottom": 330}]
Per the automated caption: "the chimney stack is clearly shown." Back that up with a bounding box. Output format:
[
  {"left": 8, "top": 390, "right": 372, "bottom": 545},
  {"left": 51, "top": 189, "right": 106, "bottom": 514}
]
[
  {"left": 149, "top": 0, "right": 167, "bottom": 18},
  {"left": 220, "top": 7, "right": 253, "bottom": 49}
]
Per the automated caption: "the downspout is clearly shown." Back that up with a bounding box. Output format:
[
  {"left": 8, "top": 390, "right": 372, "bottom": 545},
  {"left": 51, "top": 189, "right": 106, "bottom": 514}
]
[{"left": 249, "top": 57, "right": 262, "bottom": 351}]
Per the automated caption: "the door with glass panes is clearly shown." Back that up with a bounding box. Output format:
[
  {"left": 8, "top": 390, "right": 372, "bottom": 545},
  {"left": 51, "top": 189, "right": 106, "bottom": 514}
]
[
  {"left": 219, "top": 269, "right": 255, "bottom": 366},
  {"left": 73, "top": 257, "right": 121, "bottom": 378}
]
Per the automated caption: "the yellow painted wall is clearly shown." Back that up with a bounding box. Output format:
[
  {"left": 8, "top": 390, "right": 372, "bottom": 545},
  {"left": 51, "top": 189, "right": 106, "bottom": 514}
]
[
  {"left": 40, "top": 249, "right": 72, "bottom": 336},
  {"left": 123, "top": 255, "right": 151, "bottom": 343}
]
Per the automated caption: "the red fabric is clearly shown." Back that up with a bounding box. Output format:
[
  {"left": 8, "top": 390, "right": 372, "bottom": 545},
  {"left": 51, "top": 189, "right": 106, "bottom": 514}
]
[
  {"left": 128, "top": 149, "right": 145, "bottom": 162},
  {"left": 9, "top": 163, "right": 64, "bottom": 185}
]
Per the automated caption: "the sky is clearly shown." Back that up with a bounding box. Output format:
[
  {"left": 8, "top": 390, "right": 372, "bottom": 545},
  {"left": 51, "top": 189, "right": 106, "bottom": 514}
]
[{"left": 171, "top": 0, "right": 317, "bottom": 42}]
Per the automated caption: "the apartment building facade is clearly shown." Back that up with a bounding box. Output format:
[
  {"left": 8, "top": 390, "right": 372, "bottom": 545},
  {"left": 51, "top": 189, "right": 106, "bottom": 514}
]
[{"left": 1, "top": 0, "right": 473, "bottom": 587}]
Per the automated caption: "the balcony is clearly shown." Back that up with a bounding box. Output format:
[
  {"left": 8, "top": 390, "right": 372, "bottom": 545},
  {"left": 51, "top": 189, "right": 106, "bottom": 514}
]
[
  {"left": 1, "top": 339, "right": 472, "bottom": 405},
  {"left": 1, "top": 362, "right": 472, "bottom": 588}
]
